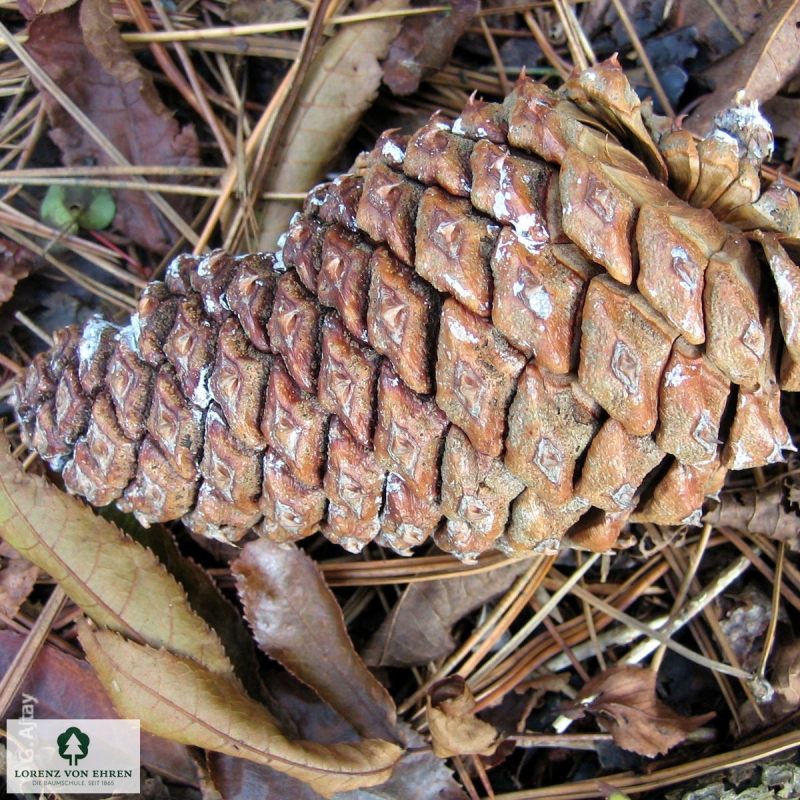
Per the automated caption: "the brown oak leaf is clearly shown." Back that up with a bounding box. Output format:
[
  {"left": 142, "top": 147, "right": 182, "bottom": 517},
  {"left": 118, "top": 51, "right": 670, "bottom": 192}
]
[{"left": 565, "top": 665, "right": 715, "bottom": 758}]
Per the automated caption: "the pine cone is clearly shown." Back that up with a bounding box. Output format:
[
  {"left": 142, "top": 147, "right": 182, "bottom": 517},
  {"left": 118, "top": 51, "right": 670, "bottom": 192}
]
[{"left": 12, "top": 59, "right": 800, "bottom": 560}]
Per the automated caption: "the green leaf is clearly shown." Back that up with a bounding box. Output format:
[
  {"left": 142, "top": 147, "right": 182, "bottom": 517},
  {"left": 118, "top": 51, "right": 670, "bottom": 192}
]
[{"left": 40, "top": 184, "right": 115, "bottom": 232}]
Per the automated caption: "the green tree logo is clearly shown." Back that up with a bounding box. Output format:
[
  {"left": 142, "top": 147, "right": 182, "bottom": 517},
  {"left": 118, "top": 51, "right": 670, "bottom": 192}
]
[{"left": 57, "top": 726, "right": 90, "bottom": 766}]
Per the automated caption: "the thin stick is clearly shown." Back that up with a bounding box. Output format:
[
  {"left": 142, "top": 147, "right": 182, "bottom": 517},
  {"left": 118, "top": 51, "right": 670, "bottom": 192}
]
[
  {"left": 608, "top": 0, "right": 674, "bottom": 116},
  {"left": 121, "top": 7, "right": 446, "bottom": 43},
  {"left": 758, "top": 540, "right": 786, "bottom": 679},
  {"left": 13, "top": 312, "right": 53, "bottom": 347}
]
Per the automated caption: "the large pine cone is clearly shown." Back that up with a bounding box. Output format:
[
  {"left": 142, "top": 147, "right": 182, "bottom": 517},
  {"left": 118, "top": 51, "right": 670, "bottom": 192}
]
[{"left": 12, "top": 59, "right": 800, "bottom": 560}]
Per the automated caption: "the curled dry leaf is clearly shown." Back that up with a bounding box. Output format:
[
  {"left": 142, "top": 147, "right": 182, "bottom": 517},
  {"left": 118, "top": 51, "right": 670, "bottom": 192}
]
[
  {"left": 382, "top": 0, "right": 479, "bottom": 96},
  {"left": 565, "top": 665, "right": 715, "bottom": 758},
  {"left": 687, "top": 0, "right": 800, "bottom": 136},
  {"left": 0, "top": 238, "right": 37, "bottom": 307},
  {"left": 427, "top": 676, "right": 502, "bottom": 759},
  {"left": 0, "top": 629, "right": 197, "bottom": 785},
  {"left": 24, "top": 0, "right": 199, "bottom": 254},
  {"left": 740, "top": 640, "right": 800, "bottom": 734},
  {"left": 0, "top": 431, "right": 231, "bottom": 675},
  {"left": 363, "top": 559, "right": 533, "bottom": 668},
  {"left": 78, "top": 622, "right": 403, "bottom": 798},
  {"left": 233, "top": 538, "right": 399, "bottom": 744},
  {"left": 257, "top": 0, "right": 408, "bottom": 251}
]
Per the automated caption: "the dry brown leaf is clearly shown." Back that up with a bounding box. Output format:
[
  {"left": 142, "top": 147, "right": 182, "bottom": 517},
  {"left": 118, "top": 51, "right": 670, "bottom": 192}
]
[
  {"left": 257, "top": 0, "right": 408, "bottom": 251},
  {"left": 703, "top": 483, "right": 800, "bottom": 547},
  {"left": 382, "top": 0, "right": 479, "bottom": 96},
  {"left": 0, "top": 431, "right": 232, "bottom": 675},
  {"left": 79, "top": 623, "right": 403, "bottom": 798},
  {"left": 209, "top": 699, "right": 467, "bottom": 800},
  {"left": 566, "top": 665, "right": 715, "bottom": 758},
  {"left": 363, "top": 559, "right": 533, "bottom": 667},
  {"left": 20, "top": 0, "right": 79, "bottom": 14},
  {"left": 0, "top": 629, "right": 198, "bottom": 785},
  {"left": 0, "top": 238, "right": 37, "bottom": 306},
  {"left": 24, "top": 0, "right": 199, "bottom": 254},
  {"left": 427, "top": 676, "right": 502, "bottom": 759},
  {"left": 687, "top": 0, "right": 800, "bottom": 136},
  {"left": 233, "top": 538, "right": 399, "bottom": 744},
  {"left": 0, "top": 539, "right": 39, "bottom": 618}
]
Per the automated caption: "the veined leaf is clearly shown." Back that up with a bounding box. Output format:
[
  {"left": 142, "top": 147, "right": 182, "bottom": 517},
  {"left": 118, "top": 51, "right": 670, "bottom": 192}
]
[
  {"left": 79, "top": 623, "right": 404, "bottom": 798},
  {"left": 233, "top": 539, "right": 399, "bottom": 744},
  {"left": 0, "top": 432, "right": 231, "bottom": 675}
]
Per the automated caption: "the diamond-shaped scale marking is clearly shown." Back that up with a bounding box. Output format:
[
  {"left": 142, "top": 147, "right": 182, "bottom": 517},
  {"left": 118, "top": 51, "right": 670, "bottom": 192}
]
[
  {"left": 54, "top": 369, "right": 91, "bottom": 451},
  {"left": 560, "top": 149, "right": 636, "bottom": 284},
  {"left": 14, "top": 351, "right": 56, "bottom": 440},
  {"left": 76, "top": 317, "right": 118, "bottom": 398},
  {"left": 318, "top": 314, "right": 381, "bottom": 447},
  {"left": 186, "top": 404, "right": 262, "bottom": 539},
  {"left": 281, "top": 213, "right": 327, "bottom": 294},
  {"left": 704, "top": 234, "right": 765, "bottom": 388},
  {"left": 505, "top": 80, "right": 570, "bottom": 164},
  {"left": 210, "top": 316, "right": 271, "bottom": 449},
  {"left": 323, "top": 417, "right": 386, "bottom": 553},
  {"left": 262, "top": 361, "right": 328, "bottom": 488},
  {"left": 117, "top": 436, "right": 196, "bottom": 526},
  {"left": 258, "top": 450, "right": 326, "bottom": 543},
  {"left": 757, "top": 233, "right": 800, "bottom": 363},
  {"left": 577, "top": 418, "right": 664, "bottom": 512},
  {"left": 367, "top": 247, "right": 438, "bottom": 395},
  {"left": 164, "top": 253, "right": 200, "bottom": 296},
  {"left": 106, "top": 328, "right": 154, "bottom": 441},
  {"left": 499, "top": 491, "right": 589, "bottom": 556},
  {"left": 636, "top": 204, "right": 708, "bottom": 344},
  {"left": 505, "top": 363, "right": 602, "bottom": 505},
  {"left": 364, "top": 128, "right": 409, "bottom": 170},
  {"left": 62, "top": 392, "right": 138, "bottom": 507},
  {"left": 656, "top": 338, "right": 730, "bottom": 465},
  {"left": 190, "top": 249, "right": 238, "bottom": 323},
  {"left": 436, "top": 298, "right": 526, "bottom": 458},
  {"left": 147, "top": 363, "right": 203, "bottom": 481},
  {"left": 306, "top": 174, "right": 363, "bottom": 233},
  {"left": 356, "top": 161, "right": 424, "bottom": 265},
  {"left": 438, "top": 425, "right": 524, "bottom": 560},
  {"left": 633, "top": 458, "right": 725, "bottom": 527},
  {"left": 452, "top": 95, "right": 508, "bottom": 144},
  {"left": 132, "top": 282, "right": 178, "bottom": 368},
  {"left": 377, "top": 471, "right": 442, "bottom": 557},
  {"left": 317, "top": 225, "right": 374, "bottom": 342},
  {"left": 491, "top": 229, "right": 595, "bottom": 372},
  {"left": 722, "top": 355, "right": 794, "bottom": 470},
  {"left": 163, "top": 295, "right": 216, "bottom": 408},
  {"left": 470, "top": 139, "right": 558, "bottom": 245},
  {"left": 225, "top": 253, "right": 277, "bottom": 353},
  {"left": 415, "top": 186, "right": 499, "bottom": 316},
  {"left": 579, "top": 275, "right": 678, "bottom": 436},
  {"left": 403, "top": 114, "right": 474, "bottom": 197},
  {"left": 30, "top": 400, "right": 70, "bottom": 464},
  {"left": 374, "top": 362, "right": 448, "bottom": 500},
  {"left": 267, "top": 271, "right": 322, "bottom": 394}
]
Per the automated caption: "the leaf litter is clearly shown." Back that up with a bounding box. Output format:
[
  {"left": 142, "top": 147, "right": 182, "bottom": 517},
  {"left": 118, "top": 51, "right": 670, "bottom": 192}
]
[{"left": 1, "top": 1, "right": 800, "bottom": 798}]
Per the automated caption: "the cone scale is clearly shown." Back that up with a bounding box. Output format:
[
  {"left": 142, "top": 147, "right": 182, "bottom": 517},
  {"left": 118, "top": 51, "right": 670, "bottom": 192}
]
[{"left": 13, "top": 59, "right": 800, "bottom": 561}]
